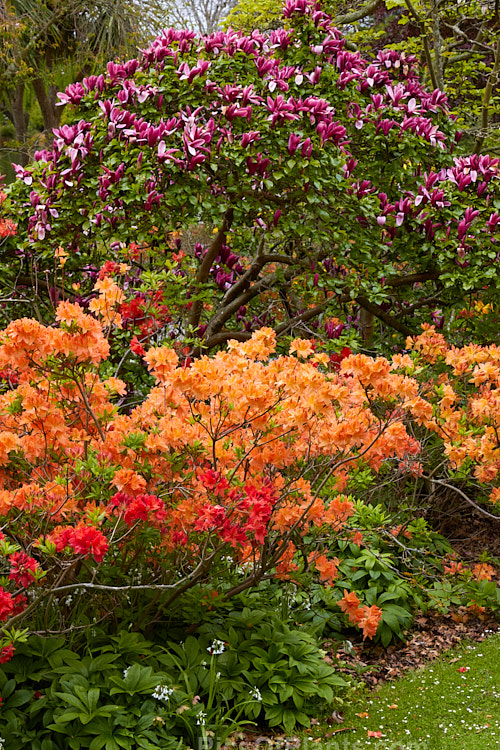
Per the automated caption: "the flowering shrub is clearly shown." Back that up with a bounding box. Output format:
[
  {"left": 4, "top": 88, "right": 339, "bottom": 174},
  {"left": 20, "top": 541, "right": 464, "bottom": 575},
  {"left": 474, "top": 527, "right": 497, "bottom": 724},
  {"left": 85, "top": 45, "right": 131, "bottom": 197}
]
[
  {"left": 4, "top": 0, "right": 499, "bottom": 348},
  {"left": 404, "top": 324, "right": 500, "bottom": 500},
  {"left": 0, "top": 299, "right": 445, "bottom": 656}
]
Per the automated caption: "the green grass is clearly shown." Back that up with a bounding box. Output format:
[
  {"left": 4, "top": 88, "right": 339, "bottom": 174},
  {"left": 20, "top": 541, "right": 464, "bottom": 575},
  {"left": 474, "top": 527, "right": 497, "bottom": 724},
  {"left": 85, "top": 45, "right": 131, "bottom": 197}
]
[{"left": 306, "top": 629, "right": 500, "bottom": 750}]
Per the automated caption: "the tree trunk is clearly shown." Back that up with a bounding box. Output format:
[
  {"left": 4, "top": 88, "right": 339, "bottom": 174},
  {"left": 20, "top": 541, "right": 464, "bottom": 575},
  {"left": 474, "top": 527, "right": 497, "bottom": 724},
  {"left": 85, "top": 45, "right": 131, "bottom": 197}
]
[
  {"left": 9, "top": 84, "right": 29, "bottom": 165},
  {"left": 32, "top": 77, "right": 61, "bottom": 134},
  {"left": 10, "top": 84, "right": 27, "bottom": 142},
  {"left": 430, "top": 0, "right": 445, "bottom": 90},
  {"left": 359, "top": 306, "right": 375, "bottom": 344}
]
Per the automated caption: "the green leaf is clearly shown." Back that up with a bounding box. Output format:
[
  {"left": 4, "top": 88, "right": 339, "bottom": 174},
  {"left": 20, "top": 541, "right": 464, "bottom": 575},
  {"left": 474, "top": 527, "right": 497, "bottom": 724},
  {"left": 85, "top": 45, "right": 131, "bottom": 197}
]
[
  {"left": 6, "top": 688, "right": 34, "bottom": 708},
  {"left": 282, "top": 708, "right": 297, "bottom": 732}
]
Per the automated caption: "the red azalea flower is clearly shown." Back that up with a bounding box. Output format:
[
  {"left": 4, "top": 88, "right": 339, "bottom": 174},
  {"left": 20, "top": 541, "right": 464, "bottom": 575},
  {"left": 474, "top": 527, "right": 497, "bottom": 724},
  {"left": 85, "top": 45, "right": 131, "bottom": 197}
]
[
  {"left": 130, "top": 336, "right": 146, "bottom": 356},
  {"left": 69, "top": 524, "right": 109, "bottom": 563},
  {"left": 9, "top": 551, "right": 40, "bottom": 587},
  {"left": 0, "top": 588, "right": 15, "bottom": 621},
  {"left": 0, "top": 643, "right": 15, "bottom": 663}
]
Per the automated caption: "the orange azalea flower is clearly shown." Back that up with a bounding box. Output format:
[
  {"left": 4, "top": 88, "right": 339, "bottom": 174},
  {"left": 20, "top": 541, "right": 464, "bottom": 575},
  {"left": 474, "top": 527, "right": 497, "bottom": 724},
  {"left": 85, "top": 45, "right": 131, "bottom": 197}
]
[
  {"left": 467, "top": 601, "right": 486, "bottom": 615},
  {"left": 227, "top": 327, "right": 276, "bottom": 361},
  {"left": 289, "top": 338, "right": 315, "bottom": 359},
  {"left": 144, "top": 346, "right": 179, "bottom": 382},
  {"left": 489, "top": 488, "right": 500, "bottom": 504},
  {"left": 444, "top": 561, "right": 464, "bottom": 575},
  {"left": 351, "top": 530, "right": 364, "bottom": 546},
  {"left": 0, "top": 432, "right": 19, "bottom": 466},
  {"left": 111, "top": 468, "right": 147, "bottom": 496},
  {"left": 55, "top": 246, "right": 69, "bottom": 267},
  {"left": 338, "top": 590, "right": 363, "bottom": 619},
  {"left": 472, "top": 563, "right": 495, "bottom": 581},
  {"left": 103, "top": 377, "right": 127, "bottom": 396},
  {"left": 359, "top": 604, "right": 382, "bottom": 640},
  {"left": 312, "top": 553, "right": 340, "bottom": 586}
]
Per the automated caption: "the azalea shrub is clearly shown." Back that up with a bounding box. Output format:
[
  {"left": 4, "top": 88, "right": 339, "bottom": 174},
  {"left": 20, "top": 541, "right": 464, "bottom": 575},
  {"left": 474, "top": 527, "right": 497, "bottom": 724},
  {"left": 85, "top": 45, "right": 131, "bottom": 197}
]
[
  {"left": 396, "top": 324, "right": 500, "bottom": 506},
  {"left": 0, "top": 298, "right": 451, "bottom": 658},
  {"left": 0, "top": 298, "right": 500, "bottom": 660},
  {"left": 3, "top": 0, "right": 500, "bottom": 350}
]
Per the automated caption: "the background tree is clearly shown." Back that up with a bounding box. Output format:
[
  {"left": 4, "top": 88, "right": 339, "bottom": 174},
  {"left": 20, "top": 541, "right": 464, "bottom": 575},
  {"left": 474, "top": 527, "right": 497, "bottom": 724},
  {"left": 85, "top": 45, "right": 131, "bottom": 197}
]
[
  {"left": 160, "top": 0, "right": 239, "bottom": 34},
  {"left": 225, "top": 0, "right": 500, "bottom": 153},
  {"left": 0, "top": 0, "right": 161, "bottom": 161}
]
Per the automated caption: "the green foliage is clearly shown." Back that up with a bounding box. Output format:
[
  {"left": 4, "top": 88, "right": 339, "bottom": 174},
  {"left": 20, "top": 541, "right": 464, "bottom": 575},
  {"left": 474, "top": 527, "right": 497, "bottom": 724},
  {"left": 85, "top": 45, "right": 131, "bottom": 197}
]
[
  {"left": 195, "top": 610, "right": 347, "bottom": 730},
  {"left": 0, "top": 635, "right": 183, "bottom": 749},
  {"left": 223, "top": 0, "right": 282, "bottom": 31},
  {"left": 0, "top": 614, "right": 348, "bottom": 746}
]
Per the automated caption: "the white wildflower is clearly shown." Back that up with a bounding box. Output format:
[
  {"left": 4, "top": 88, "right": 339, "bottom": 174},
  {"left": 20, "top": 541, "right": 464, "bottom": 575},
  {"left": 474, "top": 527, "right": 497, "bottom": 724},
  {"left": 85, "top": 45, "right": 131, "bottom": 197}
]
[
  {"left": 249, "top": 686, "right": 262, "bottom": 701},
  {"left": 152, "top": 685, "right": 174, "bottom": 702},
  {"left": 207, "top": 639, "right": 225, "bottom": 655}
]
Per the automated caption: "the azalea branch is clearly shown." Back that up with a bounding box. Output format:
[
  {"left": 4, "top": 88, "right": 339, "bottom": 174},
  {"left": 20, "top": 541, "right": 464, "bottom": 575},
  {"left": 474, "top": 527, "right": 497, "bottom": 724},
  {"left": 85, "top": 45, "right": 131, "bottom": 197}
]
[
  {"left": 422, "top": 475, "right": 500, "bottom": 521},
  {"left": 73, "top": 375, "right": 106, "bottom": 443},
  {"left": 220, "top": 572, "right": 275, "bottom": 601},
  {"left": 263, "top": 419, "right": 397, "bottom": 573},
  {"left": 227, "top": 426, "right": 296, "bottom": 483}
]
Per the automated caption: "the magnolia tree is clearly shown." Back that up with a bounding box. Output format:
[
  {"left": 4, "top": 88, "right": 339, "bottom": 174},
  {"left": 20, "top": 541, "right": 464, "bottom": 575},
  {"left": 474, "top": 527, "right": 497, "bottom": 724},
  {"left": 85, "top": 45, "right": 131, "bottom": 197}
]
[{"left": 3, "top": 0, "right": 500, "bottom": 353}]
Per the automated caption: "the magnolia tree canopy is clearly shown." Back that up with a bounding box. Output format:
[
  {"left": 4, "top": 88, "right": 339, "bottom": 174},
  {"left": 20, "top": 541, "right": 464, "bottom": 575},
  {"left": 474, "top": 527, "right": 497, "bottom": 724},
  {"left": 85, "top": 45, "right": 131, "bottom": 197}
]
[{"left": 5, "top": 0, "right": 500, "bottom": 350}]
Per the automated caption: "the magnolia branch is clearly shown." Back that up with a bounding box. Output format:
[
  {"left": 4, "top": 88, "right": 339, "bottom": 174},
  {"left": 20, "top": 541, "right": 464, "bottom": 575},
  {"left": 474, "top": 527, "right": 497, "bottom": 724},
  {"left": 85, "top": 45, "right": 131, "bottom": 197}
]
[
  {"left": 356, "top": 295, "right": 413, "bottom": 336},
  {"left": 188, "top": 206, "right": 234, "bottom": 331}
]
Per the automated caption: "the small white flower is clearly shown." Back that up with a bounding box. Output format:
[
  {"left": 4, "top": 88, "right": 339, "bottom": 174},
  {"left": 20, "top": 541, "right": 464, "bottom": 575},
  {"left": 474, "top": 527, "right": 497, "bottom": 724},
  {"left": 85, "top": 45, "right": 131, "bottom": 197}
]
[
  {"left": 249, "top": 686, "right": 262, "bottom": 701},
  {"left": 152, "top": 685, "right": 174, "bottom": 702},
  {"left": 123, "top": 667, "right": 131, "bottom": 678},
  {"left": 196, "top": 711, "right": 207, "bottom": 726},
  {"left": 207, "top": 639, "right": 225, "bottom": 655},
  {"left": 65, "top": 595, "right": 73, "bottom": 606}
]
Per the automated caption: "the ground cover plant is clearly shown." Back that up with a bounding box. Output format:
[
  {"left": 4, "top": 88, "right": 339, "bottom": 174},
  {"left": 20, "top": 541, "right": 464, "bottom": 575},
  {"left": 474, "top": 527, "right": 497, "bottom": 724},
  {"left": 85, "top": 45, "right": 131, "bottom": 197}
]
[{"left": 328, "top": 630, "right": 500, "bottom": 749}]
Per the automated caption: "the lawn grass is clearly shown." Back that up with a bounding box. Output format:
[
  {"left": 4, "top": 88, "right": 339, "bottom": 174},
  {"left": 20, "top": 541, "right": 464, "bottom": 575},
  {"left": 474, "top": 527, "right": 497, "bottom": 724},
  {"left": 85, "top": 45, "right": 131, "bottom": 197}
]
[{"left": 307, "top": 628, "right": 500, "bottom": 750}]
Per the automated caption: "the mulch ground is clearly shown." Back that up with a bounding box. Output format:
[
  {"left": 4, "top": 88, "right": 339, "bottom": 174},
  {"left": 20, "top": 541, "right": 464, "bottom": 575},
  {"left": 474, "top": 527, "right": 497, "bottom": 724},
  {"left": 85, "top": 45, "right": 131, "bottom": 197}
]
[
  {"left": 329, "top": 503, "right": 500, "bottom": 687},
  {"left": 329, "top": 610, "right": 498, "bottom": 687}
]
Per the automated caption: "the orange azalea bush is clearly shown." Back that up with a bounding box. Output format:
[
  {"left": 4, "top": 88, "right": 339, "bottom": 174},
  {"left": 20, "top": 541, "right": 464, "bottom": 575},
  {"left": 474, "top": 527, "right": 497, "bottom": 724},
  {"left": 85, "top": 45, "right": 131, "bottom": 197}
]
[
  {"left": 403, "top": 324, "right": 500, "bottom": 507},
  {"left": 0, "top": 302, "right": 438, "bottom": 654}
]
